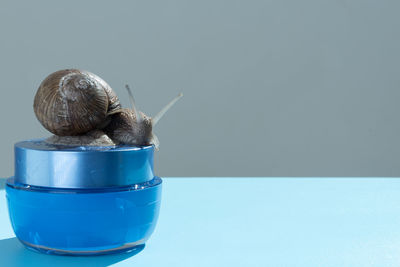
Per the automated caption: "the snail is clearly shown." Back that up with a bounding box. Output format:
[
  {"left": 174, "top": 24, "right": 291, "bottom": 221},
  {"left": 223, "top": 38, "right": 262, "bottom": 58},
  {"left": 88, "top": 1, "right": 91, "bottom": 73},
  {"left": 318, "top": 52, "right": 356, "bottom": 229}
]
[{"left": 33, "top": 69, "right": 182, "bottom": 149}]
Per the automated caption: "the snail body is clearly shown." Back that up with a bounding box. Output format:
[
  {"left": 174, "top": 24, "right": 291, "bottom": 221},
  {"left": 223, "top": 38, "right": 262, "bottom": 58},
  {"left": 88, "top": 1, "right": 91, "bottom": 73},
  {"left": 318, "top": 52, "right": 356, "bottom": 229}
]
[
  {"left": 103, "top": 109, "right": 153, "bottom": 146},
  {"left": 34, "top": 69, "right": 182, "bottom": 149}
]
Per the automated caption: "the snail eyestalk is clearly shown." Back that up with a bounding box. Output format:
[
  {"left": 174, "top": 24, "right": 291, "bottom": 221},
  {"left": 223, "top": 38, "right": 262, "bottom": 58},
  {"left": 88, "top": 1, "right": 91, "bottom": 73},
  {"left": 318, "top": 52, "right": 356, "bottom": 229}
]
[
  {"left": 152, "top": 93, "right": 183, "bottom": 126},
  {"left": 125, "top": 84, "right": 142, "bottom": 124}
]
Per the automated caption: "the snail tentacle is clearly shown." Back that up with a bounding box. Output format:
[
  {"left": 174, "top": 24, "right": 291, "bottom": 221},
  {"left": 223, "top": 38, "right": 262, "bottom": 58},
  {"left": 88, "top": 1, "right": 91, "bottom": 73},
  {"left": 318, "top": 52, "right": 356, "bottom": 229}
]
[{"left": 152, "top": 93, "right": 183, "bottom": 126}]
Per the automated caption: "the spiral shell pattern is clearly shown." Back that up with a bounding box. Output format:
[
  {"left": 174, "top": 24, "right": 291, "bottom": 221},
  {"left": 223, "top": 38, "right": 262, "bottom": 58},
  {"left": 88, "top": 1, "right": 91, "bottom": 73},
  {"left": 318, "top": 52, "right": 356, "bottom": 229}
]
[{"left": 34, "top": 69, "right": 121, "bottom": 136}]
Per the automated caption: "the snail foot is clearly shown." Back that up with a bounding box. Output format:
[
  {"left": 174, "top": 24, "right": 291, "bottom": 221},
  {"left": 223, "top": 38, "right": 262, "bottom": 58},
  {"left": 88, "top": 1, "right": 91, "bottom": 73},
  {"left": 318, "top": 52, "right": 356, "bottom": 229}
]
[{"left": 45, "top": 130, "right": 116, "bottom": 146}]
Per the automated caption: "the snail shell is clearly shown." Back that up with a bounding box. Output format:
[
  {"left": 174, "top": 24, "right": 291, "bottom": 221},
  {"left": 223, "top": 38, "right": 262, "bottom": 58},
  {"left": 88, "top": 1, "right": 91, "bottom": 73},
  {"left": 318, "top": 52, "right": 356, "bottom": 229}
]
[{"left": 34, "top": 69, "right": 121, "bottom": 136}]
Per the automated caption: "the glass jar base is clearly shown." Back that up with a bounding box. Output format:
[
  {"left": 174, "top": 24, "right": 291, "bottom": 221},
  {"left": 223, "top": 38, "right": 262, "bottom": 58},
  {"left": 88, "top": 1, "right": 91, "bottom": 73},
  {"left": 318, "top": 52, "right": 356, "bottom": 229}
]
[{"left": 21, "top": 240, "right": 146, "bottom": 256}]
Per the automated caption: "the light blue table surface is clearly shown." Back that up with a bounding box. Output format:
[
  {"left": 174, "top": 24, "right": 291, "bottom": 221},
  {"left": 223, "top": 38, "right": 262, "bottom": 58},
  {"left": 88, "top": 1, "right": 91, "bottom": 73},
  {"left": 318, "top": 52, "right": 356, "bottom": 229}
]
[{"left": 0, "top": 177, "right": 400, "bottom": 267}]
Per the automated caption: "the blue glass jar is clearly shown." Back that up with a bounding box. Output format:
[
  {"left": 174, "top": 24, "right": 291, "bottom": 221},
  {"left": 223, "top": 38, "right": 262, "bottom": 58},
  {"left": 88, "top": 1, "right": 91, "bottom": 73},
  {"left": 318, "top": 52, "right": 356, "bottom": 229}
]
[{"left": 5, "top": 139, "right": 162, "bottom": 256}]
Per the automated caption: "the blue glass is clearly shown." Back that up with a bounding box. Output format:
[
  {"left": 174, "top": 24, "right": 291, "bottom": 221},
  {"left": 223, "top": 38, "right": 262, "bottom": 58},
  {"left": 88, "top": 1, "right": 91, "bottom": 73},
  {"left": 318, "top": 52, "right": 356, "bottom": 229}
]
[
  {"left": 15, "top": 139, "right": 154, "bottom": 188},
  {"left": 6, "top": 177, "right": 162, "bottom": 256}
]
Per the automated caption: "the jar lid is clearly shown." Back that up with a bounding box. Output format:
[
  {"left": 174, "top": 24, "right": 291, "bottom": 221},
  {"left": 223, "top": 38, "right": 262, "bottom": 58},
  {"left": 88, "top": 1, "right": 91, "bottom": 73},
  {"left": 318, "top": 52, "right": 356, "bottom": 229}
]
[{"left": 14, "top": 139, "right": 154, "bottom": 189}]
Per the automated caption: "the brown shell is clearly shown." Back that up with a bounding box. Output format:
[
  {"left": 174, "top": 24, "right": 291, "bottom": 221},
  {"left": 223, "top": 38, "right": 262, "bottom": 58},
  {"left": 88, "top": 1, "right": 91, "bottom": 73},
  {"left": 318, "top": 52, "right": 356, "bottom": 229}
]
[
  {"left": 103, "top": 108, "right": 153, "bottom": 146},
  {"left": 33, "top": 69, "right": 121, "bottom": 136}
]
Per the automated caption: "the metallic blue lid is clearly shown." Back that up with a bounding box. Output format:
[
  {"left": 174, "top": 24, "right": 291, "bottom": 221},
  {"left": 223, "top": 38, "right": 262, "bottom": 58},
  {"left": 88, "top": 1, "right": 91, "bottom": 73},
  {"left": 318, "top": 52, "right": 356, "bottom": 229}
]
[{"left": 14, "top": 139, "right": 154, "bottom": 189}]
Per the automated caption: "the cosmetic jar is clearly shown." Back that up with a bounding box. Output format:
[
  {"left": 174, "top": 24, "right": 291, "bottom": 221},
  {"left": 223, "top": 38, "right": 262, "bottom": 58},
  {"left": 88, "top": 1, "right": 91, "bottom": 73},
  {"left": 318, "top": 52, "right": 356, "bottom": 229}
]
[{"left": 6, "top": 139, "right": 162, "bottom": 256}]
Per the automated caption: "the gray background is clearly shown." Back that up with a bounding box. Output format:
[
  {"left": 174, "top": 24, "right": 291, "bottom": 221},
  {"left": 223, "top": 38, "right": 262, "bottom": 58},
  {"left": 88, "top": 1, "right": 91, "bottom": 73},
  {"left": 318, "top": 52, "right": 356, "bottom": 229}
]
[{"left": 0, "top": 0, "right": 399, "bottom": 177}]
